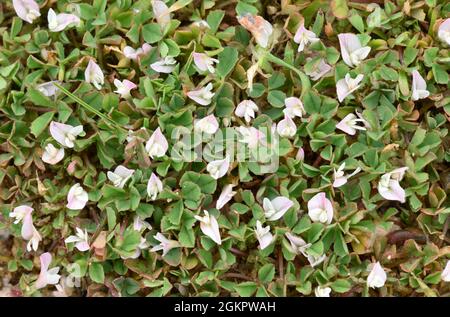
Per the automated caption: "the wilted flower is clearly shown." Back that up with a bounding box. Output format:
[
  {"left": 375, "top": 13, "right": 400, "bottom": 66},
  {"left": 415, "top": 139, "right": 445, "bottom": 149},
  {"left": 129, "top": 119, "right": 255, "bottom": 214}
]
[
  {"left": 294, "top": 22, "right": 319, "bottom": 52},
  {"left": 338, "top": 33, "right": 371, "bottom": 67},
  {"left": 378, "top": 167, "right": 408, "bottom": 203},
  {"left": 255, "top": 221, "right": 274, "bottom": 250},
  {"left": 336, "top": 113, "right": 368, "bottom": 136},
  {"left": 194, "top": 114, "right": 219, "bottom": 135},
  {"left": 216, "top": 184, "right": 237, "bottom": 210},
  {"left": 49, "top": 121, "right": 83, "bottom": 148},
  {"left": 36, "top": 253, "right": 61, "bottom": 290},
  {"left": 441, "top": 260, "right": 450, "bottom": 282},
  {"left": 246, "top": 63, "right": 259, "bottom": 92},
  {"left": 193, "top": 52, "right": 219, "bottom": 73},
  {"left": 235, "top": 100, "right": 259, "bottom": 123},
  {"left": 151, "top": 56, "right": 177, "bottom": 73},
  {"left": 285, "top": 232, "right": 311, "bottom": 256},
  {"left": 152, "top": 0, "right": 171, "bottom": 29},
  {"left": 187, "top": 83, "right": 215, "bottom": 106},
  {"left": 283, "top": 97, "right": 305, "bottom": 119},
  {"left": 66, "top": 183, "right": 88, "bottom": 210},
  {"left": 37, "top": 81, "right": 59, "bottom": 97},
  {"left": 237, "top": 14, "right": 273, "bottom": 48},
  {"left": 336, "top": 73, "right": 364, "bottom": 102},
  {"left": 107, "top": 165, "right": 135, "bottom": 189},
  {"left": 307, "top": 192, "right": 333, "bottom": 224},
  {"left": 333, "top": 162, "right": 361, "bottom": 188},
  {"left": 123, "top": 43, "right": 152, "bottom": 60},
  {"left": 411, "top": 70, "right": 430, "bottom": 101},
  {"left": 237, "top": 126, "right": 266, "bottom": 149},
  {"left": 206, "top": 156, "right": 230, "bottom": 180},
  {"left": 367, "top": 262, "right": 387, "bottom": 288},
  {"left": 42, "top": 144, "right": 65, "bottom": 165},
  {"left": 13, "top": 0, "right": 41, "bottom": 24},
  {"left": 307, "top": 253, "right": 327, "bottom": 267},
  {"left": 47, "top": 8, "right": 80, "bottom": 32},
  {"left": 315, "top": 286, "right": 331, "bottom": 297},
  {"left": 150, "top": 233, "right": 181, "bottom": 256},
  {"left": 64, "top": 227, "right": 90, "bottom": 252},
  {"left": 263, "top": 196, "right": 294, "bottom": 221},
  {"left": 147, "top": 173, "right": 163, "bottom": 201},
  {"left": 84, "top": 60, "right": 104, "bottom": 90},
  {"left": 438, "top": 18, "right": 450, "bottom": 46},
  {"left": 113, "top": 79, "right": 137, "bottom": 98},
  {"left": 133, "top": 215, "right": 152, "bottom": 232},
  {"left": 194, "top": 210, "right": 221, "bottom": 245},
  {"left": 145, "top": 127, "right": 169, "bottom": 158},
  {"left": 276, "top": 114, "right": 297, "bottom": 138},
  {"left": 305, "top": 58, "right": 332, "bottom": 81}
]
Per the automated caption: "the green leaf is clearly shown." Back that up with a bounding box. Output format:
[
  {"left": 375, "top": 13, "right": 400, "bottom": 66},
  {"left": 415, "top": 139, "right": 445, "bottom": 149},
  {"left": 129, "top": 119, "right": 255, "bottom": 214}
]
[
  {"left": 234, "top": 281, "right": 258, "bottom": 296},
  {"left": 31, "top": 112, "right": 54, "bottom": 138},
  {"left": 89, "top": 262, "right": 105, "bottom": 284},
  {"left": 217, "top": 47, "right": 238, "bottom": 78},
  {"left": 258, "top": 264, "right": 275, "bottom": 283},
  {"left": 142, "top": 24, "right": 163, "bottom": 44}
]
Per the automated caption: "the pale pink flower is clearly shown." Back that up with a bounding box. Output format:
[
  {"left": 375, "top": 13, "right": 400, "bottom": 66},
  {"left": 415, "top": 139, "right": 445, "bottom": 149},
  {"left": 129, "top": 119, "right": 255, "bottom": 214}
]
[
  {"left": 193, "top": 52, "right": 219, "bottom": 73},
  {"left": 9, "top": 205, "right": 34, "bottom": 241},
  {"left": 64, "top": 227, "right": 90, "bottom": 252},
  {"left": 37, "top": 81, "right": 59, "bottom": 97},
  {"left": 336, "top": 113, "right": 368, "bottom": 136},
  {"left": 305, "top": 58, "right": 332, "bottom": 81},
  {"left": 263, "top": 196, "right": 294, "bottom": 221},
  {"left": 296, "top": 147, "right": 305, "bottom": 161},
  {"left": 113, "top": 79, "right": 137, "bottom": 98},
  {"left": 237, "top": 14, "right": 273, "bottom": 48},
  {"left": 367, "top": 261, "right": 387, "bottom": 288},
  {"left": 216, "top": 184, "right": 237, "bottom": 210},
  {"left": 66, "top": 183, "right": 88, "bottom": 210},
  {"left": 49, "top": 121, "right": 83, "bottom": 148},
  {"left": 294, "top": 22, "right": 319, "bottom": 52},
  {"left": 276, "top": 114, "right": 297, "bottom": 138},
  {"left": 438, "top": 18, "right": 450, "bottom": 46},
  {"left": 378, "top": 167, "right": 408, "bottom": 203},
  {"left": 338, "top": 33, "right": 371, "bottom": 67},
  {"left": 411, "top": 70, "right": 430, "bottom": 101},
  {"left": 255, "top": 220, "right": 274, "bottom": 250},
  {"left": 42, "top": 144, "right": 64, "bottom": 165},
  {"left": 147, "top": 173, "right": 163, "bottom": 201},
  {"left": 237, "top": 126, "right": 266, "bottom": 149},
  {"left": 150, "top": 233, "right": 181, "bottom": 256},
  {"left": 283, "top": 97, "right": 305, "bottom": 118},
  {"left": 333, "top": 162, "right": 361, "bottom": 188},
  {"left": 194, "top": 114, "right": 219, "bottom": 135},
  {"left": 151, "top": 56, "right": 177, "bottom": 73},
  {"left": 123, "top": 43, "right": 152, "bottom": 60},
  {"left": 195, "top": 210, "right": 221, "bottom": 245},
  {"left": 336, "top": 73, "right": 364, "bottom": 102},
  {"left": 36, "top": 253, "right": 61, "bottom": 289},
  {"left": 206, "top": 156, "right": 230, "bottom": 180},
  {"left": 307, "top": 192, "right": 333, "bottom": 224},
  {"left": 84, "top": 60, "right": 104, "bottom": 90},
  {"left": 47, "top": 8, "right": 80, "bottom": 32},
  {"left": 187, "top": 83, "right": 215, "bottom": 106},
  {"left": 107, "top": 165, "right": 135, "bottom": 189},
  {"left": 13, "top": 0, "right": 40, "bottom": 24},
  {"left": 27, "top": 227, "right": 42, "bottom": 252},
  {"left": 133, "top": 215, "right": 152, "bottom": 232},
  {"left": 152, "top": 0, "right": 171, "bottom": 29},
  {"left": 145, "top": 127, "right": 169, "bottom": 158},
  {"left": 235, "top": 100, "right": 258, "bottom": 123}
]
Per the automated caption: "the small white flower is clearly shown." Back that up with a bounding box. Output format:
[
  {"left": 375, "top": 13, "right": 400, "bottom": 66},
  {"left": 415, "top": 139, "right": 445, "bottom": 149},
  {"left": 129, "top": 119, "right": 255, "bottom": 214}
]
[
  {"left": 84, "top": 60, "right": 104, "bottom": 90},
  {"left": 338, "top": 33, "right": 371, "bottom": 68},
  {"left": 216, "top": 184, "right": 237, "bottom": 210},
  {"left": 411, "top": 70, "right": 430, "bottom": 101},
  {"left": 151, "top": 56, "right": 177, "bottom": 73},
  {"left": 26, "top": 227, "right": 42, "bottom": 252},
  {"left": 37, "top": 81, "right": 59, "bottom": 97},
  {"left": 150, "top": 233, "right": 181, "bottom": 256},
  {"left": 333, "top": 162, "right": 361, "bottom": 188},
  {"left": 367, "top": 261, "right": 387, "bottom": 288},
  {"left": 441, "top": 260, "right": 450, "bottom": 282},
  {"left": 336, "top": 73, "right": 364, "bottom": 102},
  {"left": 315, "top": 286, "right": 332, "bottom": 297},
  {"left": 133, "top": 215, "right": 152, "bottom": 232},
  {"left": 36, "top": 253, "right": 61, "bottom": 289},
  {"left": 107, "top": 165, "right": 135, "bottom": 189},
  {"left": 294, "top": 22, "right": 319, "bottom": 52},
  {"left": 145, "top": 127, "right": 169, "bottom": 159},
  {"left": 263, "top": 196, "right": 294, "bottom": 221},
  {"left": 194, "top": 114, "right": 219, "bottom": 135},
  {"left": 152, "top": 0, "right": 171, "bottom": 29},
  {"left": 47, "top": 8, "right": 80, "bottom": 32},
  {"left": 195, "top": 210, "right": 222, "bottom": 245},
  {"left": 336, "top": 113, "right": 368, "bottom": 136},
  {"left": 235, "top": 100, "right": 258, "bottom": 123},
  {"left": 42, "top": 144, "right": 65, "bottom": 165},
  {"left": 307, "top": 253, "right": 327, "bottom": 267},
  {"left": 305, "top": 59, "right": 332, "bottom": 81},
  {"left": 237, "top": 14, "right": 273, "bottom": 48},
  {"left": 113, "top": 79, "right": 137, "bottom": 99},
  {"left": 12, "top": 0, "right": 41, "bottom": 24},
  {"left": 66, "top": 183, "right": 88, "bottom": 210},
  {"left": 147, "top": 173, "right": 163, "bottom": 201},
  {"left": 49, "top": 121, "right": 83, "bottom": 148},
  {"left": 307, "top": 192, "right": 333, "bottom": 224},
  {"left": 283, "top": 97, "right": 305, "bottom": 119},
  {"left": 438, "top": 18, "right": 450, "bottom": 46},
  {"left": 187, "top": 83, "right": 215, "bottom": 106},
  {"left": 206, "top": 156, "right": 230, "bottom": 180},
  {"left": 378, "top": 167, "right": 408, "bottom": 203},
  {"left": 64, "top": 227, "right": 90, "bottom": 252},
  {"left": 276, "top": 114, "right": 297, "bottom": 138},
  {"left": 285, "top": 232, "right": 311, "bottom": 257},
  {"left": 193, "top": 52, "right": 219, "bottom": 74},
  {"left": 237, "top": 126, "right": 266, "bottom": 149},
  {"left": 255, "top": 220, "right": 274, "bottom": 250}
]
